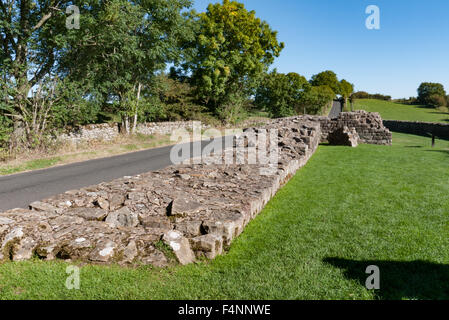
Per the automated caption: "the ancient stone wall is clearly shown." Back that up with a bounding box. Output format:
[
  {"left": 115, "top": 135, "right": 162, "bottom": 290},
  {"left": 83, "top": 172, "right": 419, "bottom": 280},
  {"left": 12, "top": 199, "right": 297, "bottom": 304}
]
[
  {"left": 320, "top": 111, "right": 392, "bottom": 145},
  {"left": 57, "top": 111, "right": 392, "bottom": 146},
  {"left": 0, "top": 112, "right": 392, "bottom": 267},
  {"left": 0, "top": 119, "right": 321, "bottom": 266},
  {"left": 269, "top": 111, "right": 392, "bottom": 145},
  {"left": 58, "top": 121, "right": 211, "bottom": 145},
  {"left": 383, "top": 120, "right": 449, "bottom": 140}
]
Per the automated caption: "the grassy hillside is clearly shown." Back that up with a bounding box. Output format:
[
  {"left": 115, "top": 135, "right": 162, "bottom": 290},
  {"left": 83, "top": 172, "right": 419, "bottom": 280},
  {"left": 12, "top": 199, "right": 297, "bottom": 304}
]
[
  {"left": 0, "top": 132, "right": 448, "bottom": 300},
  {"left": 354, "top": 99, "right": 449, "bottom": 123}
]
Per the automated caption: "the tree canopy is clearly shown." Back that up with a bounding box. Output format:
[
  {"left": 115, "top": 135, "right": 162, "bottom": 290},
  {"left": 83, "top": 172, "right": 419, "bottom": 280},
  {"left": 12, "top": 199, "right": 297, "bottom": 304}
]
[
  {"left": 309, "top": 70, "right": 340, "bottom": 96},
  {"left": 185, "top": 0, "right": 284, "bottom": 122},
  {"left": 0, "top": 0, "right": 370, "bottom": 159},
  {"left": 255, "top": 71, "right": 309, "bottom": 118},
  {"left": 339, "top": 80, "right": 354, "bottom": 100},
  {"left": 298, "top": 85, "right": 335, "bottom": 115},
  {"left": 417, "top": 82, "right": 447, "bottom": 107},
  {"left": 61, "top": 0, "right": 193, "bottom": 133}
]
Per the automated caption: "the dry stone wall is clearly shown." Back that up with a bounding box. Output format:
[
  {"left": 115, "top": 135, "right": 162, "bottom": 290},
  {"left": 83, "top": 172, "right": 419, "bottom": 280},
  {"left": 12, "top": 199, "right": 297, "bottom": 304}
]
[
  {"left": 136, "top": 121, "right": 211, "bottom": 136},
  {"left": 0, "top": 112, "right": 392, "bottom": 267},
  {"left": 59, "top": 121, "right": 211, "bottom": 145},
  {"left": 59, "top": 123, "right": 119, "bottom": 144},
  {"left": 383, "top": 120, "right": 449, "bottom": 140}
]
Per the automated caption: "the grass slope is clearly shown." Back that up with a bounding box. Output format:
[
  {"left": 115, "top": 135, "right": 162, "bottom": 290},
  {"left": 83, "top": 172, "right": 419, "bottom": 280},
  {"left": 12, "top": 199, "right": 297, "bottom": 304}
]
[
  {"left": 0, "top": 133, "right": 448, "bottom": 300},
  {"left": 354, "top": 99, "right": 449, "bottom": 123}
]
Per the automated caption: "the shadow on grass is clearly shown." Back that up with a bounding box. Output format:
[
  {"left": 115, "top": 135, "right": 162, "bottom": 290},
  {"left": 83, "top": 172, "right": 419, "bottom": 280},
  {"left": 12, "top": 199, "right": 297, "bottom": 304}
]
[
  {"left": 415, "top": 105, "right": 435, "bottom": 109},
  {"left": 323, "top": 257, "right": 449, "bottom": 300},
  {"left": 428, "top": 115, "right": 449, "bottom": 122},
  {"left": 425, "top": 149, "right": 449, "bottom": 156}
]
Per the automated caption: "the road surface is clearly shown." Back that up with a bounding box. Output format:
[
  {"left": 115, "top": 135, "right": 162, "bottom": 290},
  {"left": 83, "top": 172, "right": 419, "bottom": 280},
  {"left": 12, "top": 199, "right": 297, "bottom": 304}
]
[
  {"left": 328, "top": 100, "right": 342, "bottom": 119},
  {"left": 0, "top": 137, "right": 233, "bottom": 212}
]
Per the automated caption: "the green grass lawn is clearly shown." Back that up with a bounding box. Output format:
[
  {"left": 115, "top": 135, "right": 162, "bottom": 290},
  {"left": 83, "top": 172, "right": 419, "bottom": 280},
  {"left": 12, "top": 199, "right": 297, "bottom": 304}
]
[
  {"left": 354, "top": 99, "right": 449, "bottom": 123},
  {"left": 1, "top": 133, "right": 448, "bottom": 300}
]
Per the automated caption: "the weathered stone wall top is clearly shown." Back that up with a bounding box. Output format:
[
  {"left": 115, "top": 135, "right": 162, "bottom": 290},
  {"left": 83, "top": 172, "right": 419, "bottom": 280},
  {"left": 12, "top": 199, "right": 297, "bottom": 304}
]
[
  {"left": 0, "top": 111, "right": 391, "bottom": 268},
  {"left": 0, "top": 120, "right": 322, "bottom": 267},
  {"left": 322, "top": 111, "right": 392, "bottom": 145},
  {"left": 276, "top": 111, "right": 392, "bottom": 145}
]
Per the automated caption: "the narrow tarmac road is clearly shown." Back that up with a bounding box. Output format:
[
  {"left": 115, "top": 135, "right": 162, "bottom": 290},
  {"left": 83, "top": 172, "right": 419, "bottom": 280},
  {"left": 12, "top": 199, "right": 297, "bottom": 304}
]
[
  {"left": 329, "top": 100, "right": 342, "bottom": 119},
  {"left": 0, "top": 137, "right": 232, "bottom": 211}
]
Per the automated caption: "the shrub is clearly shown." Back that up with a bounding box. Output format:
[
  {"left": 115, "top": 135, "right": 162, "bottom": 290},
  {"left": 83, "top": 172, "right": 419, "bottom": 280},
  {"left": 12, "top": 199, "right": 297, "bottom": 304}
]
[
  {"left": 428, "top": 94, "right": 447, "bottom": 108},
  {"left": 255, "top": 71, "right": 309, "bottom": 118},
  {"left": 151, "top": 75, "right": 205, "bottom": 122},
  {"left": 0, "top": 114, "right": 12, "bottom": 160},
  {"left": 352, "top": 91, "right": 391, "bottom": 101},
  {"left": 417, "top": 82, "right": 447, "bottom": 106},
  {"left": 298, "top": 85, "right": 334, "bottom": 115},
  {"left": 393, "top": 97, "right": 418, "bottom": 105},
  {"left": 351, "top": 91, "right": 370, "bottom": 99}
]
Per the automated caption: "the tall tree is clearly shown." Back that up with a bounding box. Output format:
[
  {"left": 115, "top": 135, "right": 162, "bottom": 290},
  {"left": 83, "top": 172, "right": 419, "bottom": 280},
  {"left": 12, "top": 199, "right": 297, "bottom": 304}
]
[
  {"left": 185, "top": 0, "right": 284, "bottom": 123},
  {"left": 0, "top": 0, "right": 76, "bottom": 145},
  {"left": 61, "top": 0, "right": 193, "bottom": 134},
  {"left": 417, "top": 82, "right": 446, "bottom": 107},
  {"left": 255, "top": 71, "right": 309, "bottom": 118},
  {"left": 339, "top": 79, "right": 354, "bottom": 110},
  {"left": 298, "top": 85, "right": 335, "bottom": 115},
  {"left": 310, "top": 70, "right": 340, "bottom": 96}
]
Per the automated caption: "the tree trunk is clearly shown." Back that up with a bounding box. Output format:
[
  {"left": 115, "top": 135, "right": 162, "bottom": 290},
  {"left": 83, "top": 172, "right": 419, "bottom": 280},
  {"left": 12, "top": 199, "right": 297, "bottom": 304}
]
[
  {"left": 131, "top": 83, "right": 142, "bottom": 134},
  {"left": 122, "top": 115, "right": 130, "bottom": 135}
]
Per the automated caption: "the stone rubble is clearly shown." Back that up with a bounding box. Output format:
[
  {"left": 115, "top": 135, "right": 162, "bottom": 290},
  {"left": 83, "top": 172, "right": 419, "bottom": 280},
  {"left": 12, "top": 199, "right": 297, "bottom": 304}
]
[
  {"left": 0, "top": 112, "right": 391, "bottom": 267},
  {"left": 319, "top": 111, "right": 392, "bottom": 145},
  {"left": 328, "top": 126, "right": 359, "bottom": 147},
  {"left": 272, "top": 111, "right": 391, "bottom": 145}
]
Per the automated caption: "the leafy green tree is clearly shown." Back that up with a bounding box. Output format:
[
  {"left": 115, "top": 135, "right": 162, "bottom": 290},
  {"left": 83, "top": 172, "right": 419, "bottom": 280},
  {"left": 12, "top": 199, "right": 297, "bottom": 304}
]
[
  {"left": 186, "top": 0, "right": 284, "bottom": 123},
  {"left": 427, "top": 94, "right": 447, "bottom": 108},
  {"left": 61, "top": 0, "right": 193, "bottom": 133},
  {"left": 255, "top": 71, "right": 309, "bottom": 118},
  {"left": 148, "top": 74, "right": 205, "bottom": 121},
  {"left": 0, "top": 0, "right": 79, "bottom": 146},
  {"left": 0, "top": 113, "right": 12, "bottom": 159},
  {"left": 417, "top": 82, "right": 447, "bottom": 107},
  {"left": 50, "top": 79, "right": 102, "bottom": 128},
  {"left": 310, "top": 71, "right": 340, "bottom": 96},
  {"left": 339, "top": 79, "right": 354, "bottom": 110},
  {"left": 298, "top": 85, "right": 335, "bottom": 115}
]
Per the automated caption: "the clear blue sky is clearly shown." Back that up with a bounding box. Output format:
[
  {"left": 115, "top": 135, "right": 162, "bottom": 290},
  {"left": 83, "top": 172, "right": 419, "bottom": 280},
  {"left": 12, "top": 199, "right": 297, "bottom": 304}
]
[{"left": 192, "top": 0, "right": 449, "bottom": 99}]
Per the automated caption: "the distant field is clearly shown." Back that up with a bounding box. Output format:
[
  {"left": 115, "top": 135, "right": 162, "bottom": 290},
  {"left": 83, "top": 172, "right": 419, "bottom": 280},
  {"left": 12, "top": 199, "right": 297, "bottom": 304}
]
[{"left": 354, "top": 99, "right": 449, "bottom": 123}]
